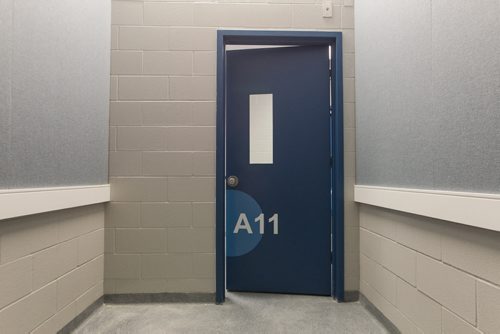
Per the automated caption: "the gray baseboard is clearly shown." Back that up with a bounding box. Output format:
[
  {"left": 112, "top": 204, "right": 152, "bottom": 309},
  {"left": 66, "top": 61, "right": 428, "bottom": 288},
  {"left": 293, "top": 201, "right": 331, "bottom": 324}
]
[
  {"left": 359, "top": 293, "right": 400, "bottom": 334},
  {"left": 58, "top": 297, "right": 103, "bottom": 334},
  {"left": 104, "top": 293, "right": 216, "bottom": 304},
  {"left": 344, "top": 290, "right": 359, "bottom": 302}
]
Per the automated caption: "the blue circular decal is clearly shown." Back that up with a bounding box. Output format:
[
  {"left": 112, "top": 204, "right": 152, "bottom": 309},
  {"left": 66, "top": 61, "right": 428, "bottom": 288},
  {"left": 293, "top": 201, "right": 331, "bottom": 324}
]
[{"left": 226, "top": 190, "right": 263, "bottom": 257}]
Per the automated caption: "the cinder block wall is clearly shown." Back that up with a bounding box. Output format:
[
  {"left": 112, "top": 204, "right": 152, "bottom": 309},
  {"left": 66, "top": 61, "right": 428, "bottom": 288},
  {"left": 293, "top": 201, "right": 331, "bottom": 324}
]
[
  {"left": 0, "top": 205, "right": 104, "bottom": 333},
  {"left": 107, "top": 0, "right": 357, "bottom": 294},
  {"left": 360, "top": 205, "right": 500, "bottom": 333}
]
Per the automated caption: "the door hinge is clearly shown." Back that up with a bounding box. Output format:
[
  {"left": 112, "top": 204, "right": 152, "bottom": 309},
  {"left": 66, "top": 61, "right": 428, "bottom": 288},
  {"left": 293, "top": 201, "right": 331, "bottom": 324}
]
[
  {"left": 329, "top": 69, "right": 333, "bottom": 78},
  {"left": 329, "top": 106, "right": 333, "bottom": 115},
  {"left": 330, "top": 157, "right": 333, "bottom": 167},
  {"left": 330, "top": 252, "right": 333, "bottom": 263}
]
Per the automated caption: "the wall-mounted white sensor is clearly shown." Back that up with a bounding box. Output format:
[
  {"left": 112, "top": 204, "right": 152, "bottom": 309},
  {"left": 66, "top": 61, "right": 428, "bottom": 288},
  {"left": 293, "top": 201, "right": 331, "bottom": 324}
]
[{"left": 322, "top": 0, "right": 333, "bottom": 18}]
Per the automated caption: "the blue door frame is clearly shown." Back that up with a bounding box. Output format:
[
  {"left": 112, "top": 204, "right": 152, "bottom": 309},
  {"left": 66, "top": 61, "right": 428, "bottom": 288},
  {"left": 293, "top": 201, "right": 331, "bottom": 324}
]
[{"left": 216, "top": 30, "right": 344, "bottom": 303}]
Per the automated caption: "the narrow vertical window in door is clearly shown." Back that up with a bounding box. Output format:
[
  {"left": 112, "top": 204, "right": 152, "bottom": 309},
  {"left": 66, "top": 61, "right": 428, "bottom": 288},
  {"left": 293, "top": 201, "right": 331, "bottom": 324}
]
[{"left": 249, "top": 94, "right": 273, "bottom": 164}]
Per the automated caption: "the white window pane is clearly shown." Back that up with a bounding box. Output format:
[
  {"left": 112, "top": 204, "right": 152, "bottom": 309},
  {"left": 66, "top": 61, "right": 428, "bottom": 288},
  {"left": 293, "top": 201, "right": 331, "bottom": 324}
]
[{"left": 249, "top": 94, "right": 273, "bottom": 164}]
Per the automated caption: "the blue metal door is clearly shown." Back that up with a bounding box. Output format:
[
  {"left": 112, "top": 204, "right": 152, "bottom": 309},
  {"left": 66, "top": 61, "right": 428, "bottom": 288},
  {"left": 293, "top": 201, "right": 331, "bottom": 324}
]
[{"left": 226, "top": 45, "right": 331, "bottom": 295}]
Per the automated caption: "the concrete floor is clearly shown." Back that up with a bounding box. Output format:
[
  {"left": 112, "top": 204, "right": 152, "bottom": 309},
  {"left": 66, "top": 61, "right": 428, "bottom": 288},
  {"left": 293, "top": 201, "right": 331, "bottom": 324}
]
[{"left": 72, "top": 292, "right": 391, "bottom": 334}]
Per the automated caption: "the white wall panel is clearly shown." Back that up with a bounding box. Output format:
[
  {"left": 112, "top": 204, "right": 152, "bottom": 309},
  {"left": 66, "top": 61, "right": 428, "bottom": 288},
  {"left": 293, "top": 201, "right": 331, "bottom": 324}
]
[
  {"left": 431, "top": 0, "right": 500, "bottom": 192},
  {"left": 356, "top": 0, "right": 500, "bottom": 193},
  {"left": 1, "top": 0, "right": 110, "bottom": 188},
  {"left": 0, "top": 0, "right": 13, "bottom": 188}
]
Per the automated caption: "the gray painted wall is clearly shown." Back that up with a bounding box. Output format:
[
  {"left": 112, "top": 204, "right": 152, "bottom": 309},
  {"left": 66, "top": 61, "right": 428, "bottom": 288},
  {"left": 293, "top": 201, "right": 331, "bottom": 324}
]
[
  {"left": 0, "top": 0, "right": 110, "bottom": 188},
  {"left": 355, "top": 0, "right": 500, "bottom": 193}
]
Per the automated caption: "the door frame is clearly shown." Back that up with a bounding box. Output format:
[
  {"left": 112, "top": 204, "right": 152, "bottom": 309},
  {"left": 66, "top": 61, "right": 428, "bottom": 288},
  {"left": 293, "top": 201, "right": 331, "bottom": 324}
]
[{"left": 216, "top": 30, "right": 344, "bottom": 304}]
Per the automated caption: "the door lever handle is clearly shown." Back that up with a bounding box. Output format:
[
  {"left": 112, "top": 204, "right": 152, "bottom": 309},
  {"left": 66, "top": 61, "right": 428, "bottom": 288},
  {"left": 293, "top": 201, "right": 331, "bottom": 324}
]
[{"left": 227, "top": 175, "right": 239, "bottom": 188}]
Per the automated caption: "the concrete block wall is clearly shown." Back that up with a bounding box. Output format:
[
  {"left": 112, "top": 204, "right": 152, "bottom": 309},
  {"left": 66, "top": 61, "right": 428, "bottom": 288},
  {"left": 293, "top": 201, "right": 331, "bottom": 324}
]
[
  {"left": 360, "top": 204, "right": 500, "bottom": 333},
  {"left": 0, "top": 205, "right": 104, "bottom": 334},
  {"left": 107, "top": 0, "right": 358, "bottom": 294}
]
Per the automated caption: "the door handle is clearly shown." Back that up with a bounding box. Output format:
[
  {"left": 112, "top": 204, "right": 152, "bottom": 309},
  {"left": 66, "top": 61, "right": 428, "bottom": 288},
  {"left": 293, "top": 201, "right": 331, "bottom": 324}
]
[{"left": 227, "top": 175, "right": 239, "bottom": 188}]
